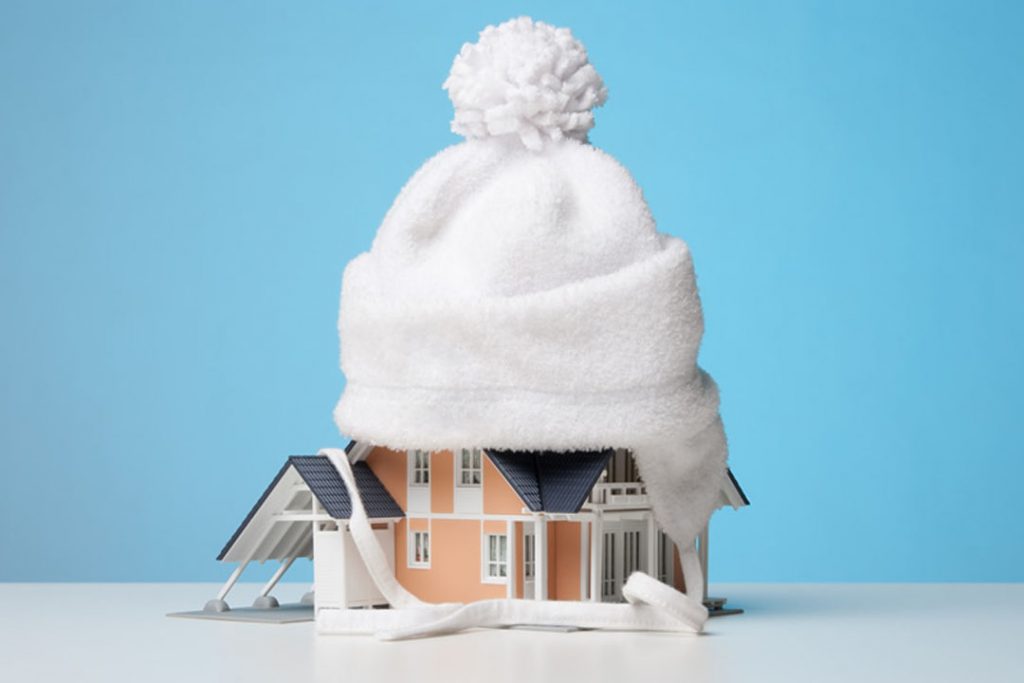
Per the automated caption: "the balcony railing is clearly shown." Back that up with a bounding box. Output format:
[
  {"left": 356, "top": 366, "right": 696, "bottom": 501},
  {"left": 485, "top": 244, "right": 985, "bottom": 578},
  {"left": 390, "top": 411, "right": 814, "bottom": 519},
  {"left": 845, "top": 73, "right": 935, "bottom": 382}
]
[{"left": 588, "top": 481, "right": 649, "bottom": 507}]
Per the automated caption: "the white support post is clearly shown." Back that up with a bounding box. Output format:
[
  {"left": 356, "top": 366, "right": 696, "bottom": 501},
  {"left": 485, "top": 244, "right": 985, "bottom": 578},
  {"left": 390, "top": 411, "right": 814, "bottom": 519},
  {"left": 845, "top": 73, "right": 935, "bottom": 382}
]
[
  {"left": 535, "top": 515, "right": 548, "bottom": 601},
  {"left": 589, "top": 512, "right": 603, "bottom": 602},
  {"left": 337, "top": 520, "right": 349, "bottom": 608},
  {"left": 506, "top": 520, "right": 516, "bottom": 599},
  {"left": 262, "top": 556, "right": 297, "bottom": 597},
  {"left": 216, "top": 562, "right": 248, "bottom": 602},
  {"left": 308, "top": 493, "right": 319, "bottom": 608},
  {"left": 214, "top": 508, "right": 295, "bottom": 605},
  {"left": 645, "top": 512, "right": 658, "bottom": 578},
  {"left": 257, "top": 526, "right": 309, "bottom": 599}
]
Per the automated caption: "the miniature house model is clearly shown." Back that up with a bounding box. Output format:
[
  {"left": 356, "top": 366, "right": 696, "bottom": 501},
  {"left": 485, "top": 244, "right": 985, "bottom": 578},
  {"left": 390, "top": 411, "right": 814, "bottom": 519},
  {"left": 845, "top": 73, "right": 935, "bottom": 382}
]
[{"left": 211, "top": 442, "right": 747, "bottom": 615}]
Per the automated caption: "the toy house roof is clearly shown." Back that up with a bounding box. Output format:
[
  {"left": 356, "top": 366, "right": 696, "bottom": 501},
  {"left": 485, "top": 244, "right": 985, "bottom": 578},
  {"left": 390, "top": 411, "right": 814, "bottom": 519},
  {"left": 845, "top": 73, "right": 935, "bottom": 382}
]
[
  {"left": 291, "top": 456, "right": 404, "bottom": 519},
  {"left": 217, "top": 455, "right": 402, "bottom": 562},
  {"left": 725, "top": 468, "right": 750, "bottom": 506},
  {"left": 485, "top": 449, "right": 614, "bottom": 513}
]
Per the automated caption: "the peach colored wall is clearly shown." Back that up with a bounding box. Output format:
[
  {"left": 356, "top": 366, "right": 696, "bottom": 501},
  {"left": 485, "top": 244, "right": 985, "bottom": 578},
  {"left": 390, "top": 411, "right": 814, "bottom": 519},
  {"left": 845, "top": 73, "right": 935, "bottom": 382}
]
[
  {"left": 391, "top": 518, "right": 588, "bottom": 603},
  {"left": 365, "top": 447, "right": 593, "bottom": 603},
  {"left": 394, "top": 518, "right": 408, "bottom": 569},
  {"left": 547, "top": 522, "right": 558, "bottom": 598},
  {"left": 673, "top": 551, "right": 687, "bottom": 593},
  {"left": 366, "top": 446, "right": 407, "bottom": 509},
  {"left": 551, "top": 521, "right": 581, "bottom": 601},
  {"left": 585, "top": 528, "right": 593, "bottom": 593},
  {"left": 430, "top": 450, "right": 453, "bottom": 513},
  {"left": 481, "top": 519, "right": 506, "bottom": 534},
  {"left": 394, "top": 519, "right": 507, "bottom": 603},
  {"left": 482, "top": 456, "right": 525, "bottom": 515}
]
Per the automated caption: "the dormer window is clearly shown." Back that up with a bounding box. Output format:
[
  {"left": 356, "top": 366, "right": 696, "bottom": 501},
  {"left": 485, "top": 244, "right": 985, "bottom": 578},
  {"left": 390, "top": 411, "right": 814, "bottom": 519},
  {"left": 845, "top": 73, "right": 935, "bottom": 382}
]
[{"left": 457, "top": 448, "right": 482, "bottom": 487}]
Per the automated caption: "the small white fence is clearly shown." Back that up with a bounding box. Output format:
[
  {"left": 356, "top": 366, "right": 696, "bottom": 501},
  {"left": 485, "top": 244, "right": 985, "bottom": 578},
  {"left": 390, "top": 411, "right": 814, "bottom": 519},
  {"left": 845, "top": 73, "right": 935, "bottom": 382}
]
[{"left": 588, "top": 482, "right": 649, "bottom": 507}]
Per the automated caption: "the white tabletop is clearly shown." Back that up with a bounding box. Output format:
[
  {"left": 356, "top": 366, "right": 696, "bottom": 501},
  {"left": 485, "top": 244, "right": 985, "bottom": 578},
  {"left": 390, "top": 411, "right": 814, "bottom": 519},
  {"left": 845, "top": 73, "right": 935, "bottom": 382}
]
[{"left": 3, "top": 583, "right": 1021, "bottom": 682}]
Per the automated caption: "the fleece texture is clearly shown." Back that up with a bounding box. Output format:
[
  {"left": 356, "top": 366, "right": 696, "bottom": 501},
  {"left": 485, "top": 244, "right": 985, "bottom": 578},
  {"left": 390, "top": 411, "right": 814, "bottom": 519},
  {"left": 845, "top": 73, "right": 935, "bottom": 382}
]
[
  {"left": 444, "top": 16, "right": 607, "bottom": 151},
  {"left": 333, "top": 17, "right": 728, "bottom": 555}
]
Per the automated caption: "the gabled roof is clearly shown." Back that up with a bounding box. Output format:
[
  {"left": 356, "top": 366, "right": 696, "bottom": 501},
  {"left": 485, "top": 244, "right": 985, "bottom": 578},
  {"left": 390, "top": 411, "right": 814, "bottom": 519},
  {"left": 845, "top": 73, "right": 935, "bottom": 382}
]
[
  {"left": 485, "top": 449, "right": 613, "bottom": 513},
  {"left": 217, "top": 453, "right": 402, "bottom": 561},
  {"left": 288, "top": 456, "right": 404, "bottom": 519}
]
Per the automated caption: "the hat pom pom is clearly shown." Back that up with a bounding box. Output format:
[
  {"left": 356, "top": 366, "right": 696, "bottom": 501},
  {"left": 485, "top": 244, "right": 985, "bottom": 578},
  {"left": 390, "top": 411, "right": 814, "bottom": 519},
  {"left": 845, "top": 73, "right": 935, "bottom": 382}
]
[{"left": 443, "top": 17, "right": 608, "bottom": 152}]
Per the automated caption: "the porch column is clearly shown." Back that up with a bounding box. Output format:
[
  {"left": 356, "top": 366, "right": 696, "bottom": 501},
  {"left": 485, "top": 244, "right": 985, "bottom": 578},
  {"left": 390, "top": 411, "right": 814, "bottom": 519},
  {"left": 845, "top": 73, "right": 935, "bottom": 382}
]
[
  {"left": 535, "top": 515, "right": 548, "bottom": 600},
  {"left": 589, "top": 512, "right": 603, "bottom": 602},
  {"left": 506, "top": 520, "right": 516, "bottom": 599}
]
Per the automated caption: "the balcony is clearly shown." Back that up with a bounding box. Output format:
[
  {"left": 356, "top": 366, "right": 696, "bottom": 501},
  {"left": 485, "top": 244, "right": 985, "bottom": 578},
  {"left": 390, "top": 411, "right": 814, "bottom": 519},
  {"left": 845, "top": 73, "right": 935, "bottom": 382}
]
[{"left": 587, "top": 481, "right": 650, "bottom": 508}]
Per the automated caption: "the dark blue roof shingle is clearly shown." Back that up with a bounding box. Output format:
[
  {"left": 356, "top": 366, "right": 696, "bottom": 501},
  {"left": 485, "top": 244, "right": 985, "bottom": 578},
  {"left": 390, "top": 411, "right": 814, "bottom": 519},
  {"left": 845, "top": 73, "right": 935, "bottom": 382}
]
[{"left": 485, "top": 449, "right": 613, "bottom": 513}]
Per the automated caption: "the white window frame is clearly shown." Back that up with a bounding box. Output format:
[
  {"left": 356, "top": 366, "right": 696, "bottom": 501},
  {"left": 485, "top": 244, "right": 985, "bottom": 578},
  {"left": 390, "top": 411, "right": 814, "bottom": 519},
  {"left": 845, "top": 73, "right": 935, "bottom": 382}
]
[
  {"left": 482, "top": 533, "right": 509, "bottom": 583},
  {"left": 408, "top": 449, "right": 430, "bottom": 487},
  {"left": 408, "top": 529, "right": 430, "bottom": 569},
  {"left": 523, "top": 533, "right": 535, "bottom": 581},
  {"left": 457, "top": 448, "right": 483, "bottom": 487}
]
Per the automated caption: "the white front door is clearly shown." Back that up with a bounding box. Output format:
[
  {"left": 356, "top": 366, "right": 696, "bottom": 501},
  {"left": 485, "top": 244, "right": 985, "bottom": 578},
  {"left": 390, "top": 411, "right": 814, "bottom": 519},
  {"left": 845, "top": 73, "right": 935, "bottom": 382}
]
[
  {"left": 522, "top": 530, "right": 536, "bottom": 599},
  {"left": 600, "top": 521, "right": 647, "bottom": 601}
]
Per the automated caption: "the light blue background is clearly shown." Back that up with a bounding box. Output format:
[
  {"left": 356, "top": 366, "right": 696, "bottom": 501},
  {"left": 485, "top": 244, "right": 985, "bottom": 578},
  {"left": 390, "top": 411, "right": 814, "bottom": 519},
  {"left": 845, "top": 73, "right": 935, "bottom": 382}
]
[{"left": 1, "top": 1, "right": 1022, "bottom": 583}]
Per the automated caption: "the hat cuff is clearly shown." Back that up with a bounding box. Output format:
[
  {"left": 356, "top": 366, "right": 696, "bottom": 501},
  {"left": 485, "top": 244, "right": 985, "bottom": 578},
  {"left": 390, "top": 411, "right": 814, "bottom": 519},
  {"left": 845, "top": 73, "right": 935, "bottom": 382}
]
[
  {"left": 334, "top": 372, "right": 720, "bottom": 452},
  {"left": 334, "top": 234, "right": 727, "bottom": 549},
  {"left": 337, "top": 237, "right": 703, "bottom": 396}
]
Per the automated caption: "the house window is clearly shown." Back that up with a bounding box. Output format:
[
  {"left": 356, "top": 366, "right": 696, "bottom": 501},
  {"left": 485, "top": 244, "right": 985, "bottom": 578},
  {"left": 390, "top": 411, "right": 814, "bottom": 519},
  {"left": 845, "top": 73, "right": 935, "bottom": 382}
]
[
  {"left": 605, "top": 449, "right": 642, "bottom": 483},
  {"left": 483, "top": 533, "right": 508, "bottom": 581},
  {"left": 623, "top": 452, "right": 639, "bottom": 483},
  {"left": 409, "top": 450, "right": 430, "bottom": 486},
  {"left": 623, "top": 530, "right": 641, "bottom": 577},
  {"left": 602, "top": 532, "right": 617, "bottom": 598},
  {"left": 457, "top": 448, "right": 482, "bottom": 487},
  {"left": 409, "top": 530, "right": 430, "bottom": 568}
]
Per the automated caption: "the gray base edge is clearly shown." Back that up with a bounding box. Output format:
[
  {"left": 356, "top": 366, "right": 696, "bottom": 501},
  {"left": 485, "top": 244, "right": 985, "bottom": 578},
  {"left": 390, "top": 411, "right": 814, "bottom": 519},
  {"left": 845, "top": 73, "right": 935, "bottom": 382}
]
[{"left": 168, "top": 603, "right": 314, "bottom": 624}]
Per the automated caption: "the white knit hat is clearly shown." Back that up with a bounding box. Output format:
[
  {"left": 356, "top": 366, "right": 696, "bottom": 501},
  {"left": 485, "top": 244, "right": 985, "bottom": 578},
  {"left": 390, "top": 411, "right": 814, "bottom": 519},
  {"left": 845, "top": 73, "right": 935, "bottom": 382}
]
[{"left": 334, "top": 16, "right": 727, "bottom": 579}]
